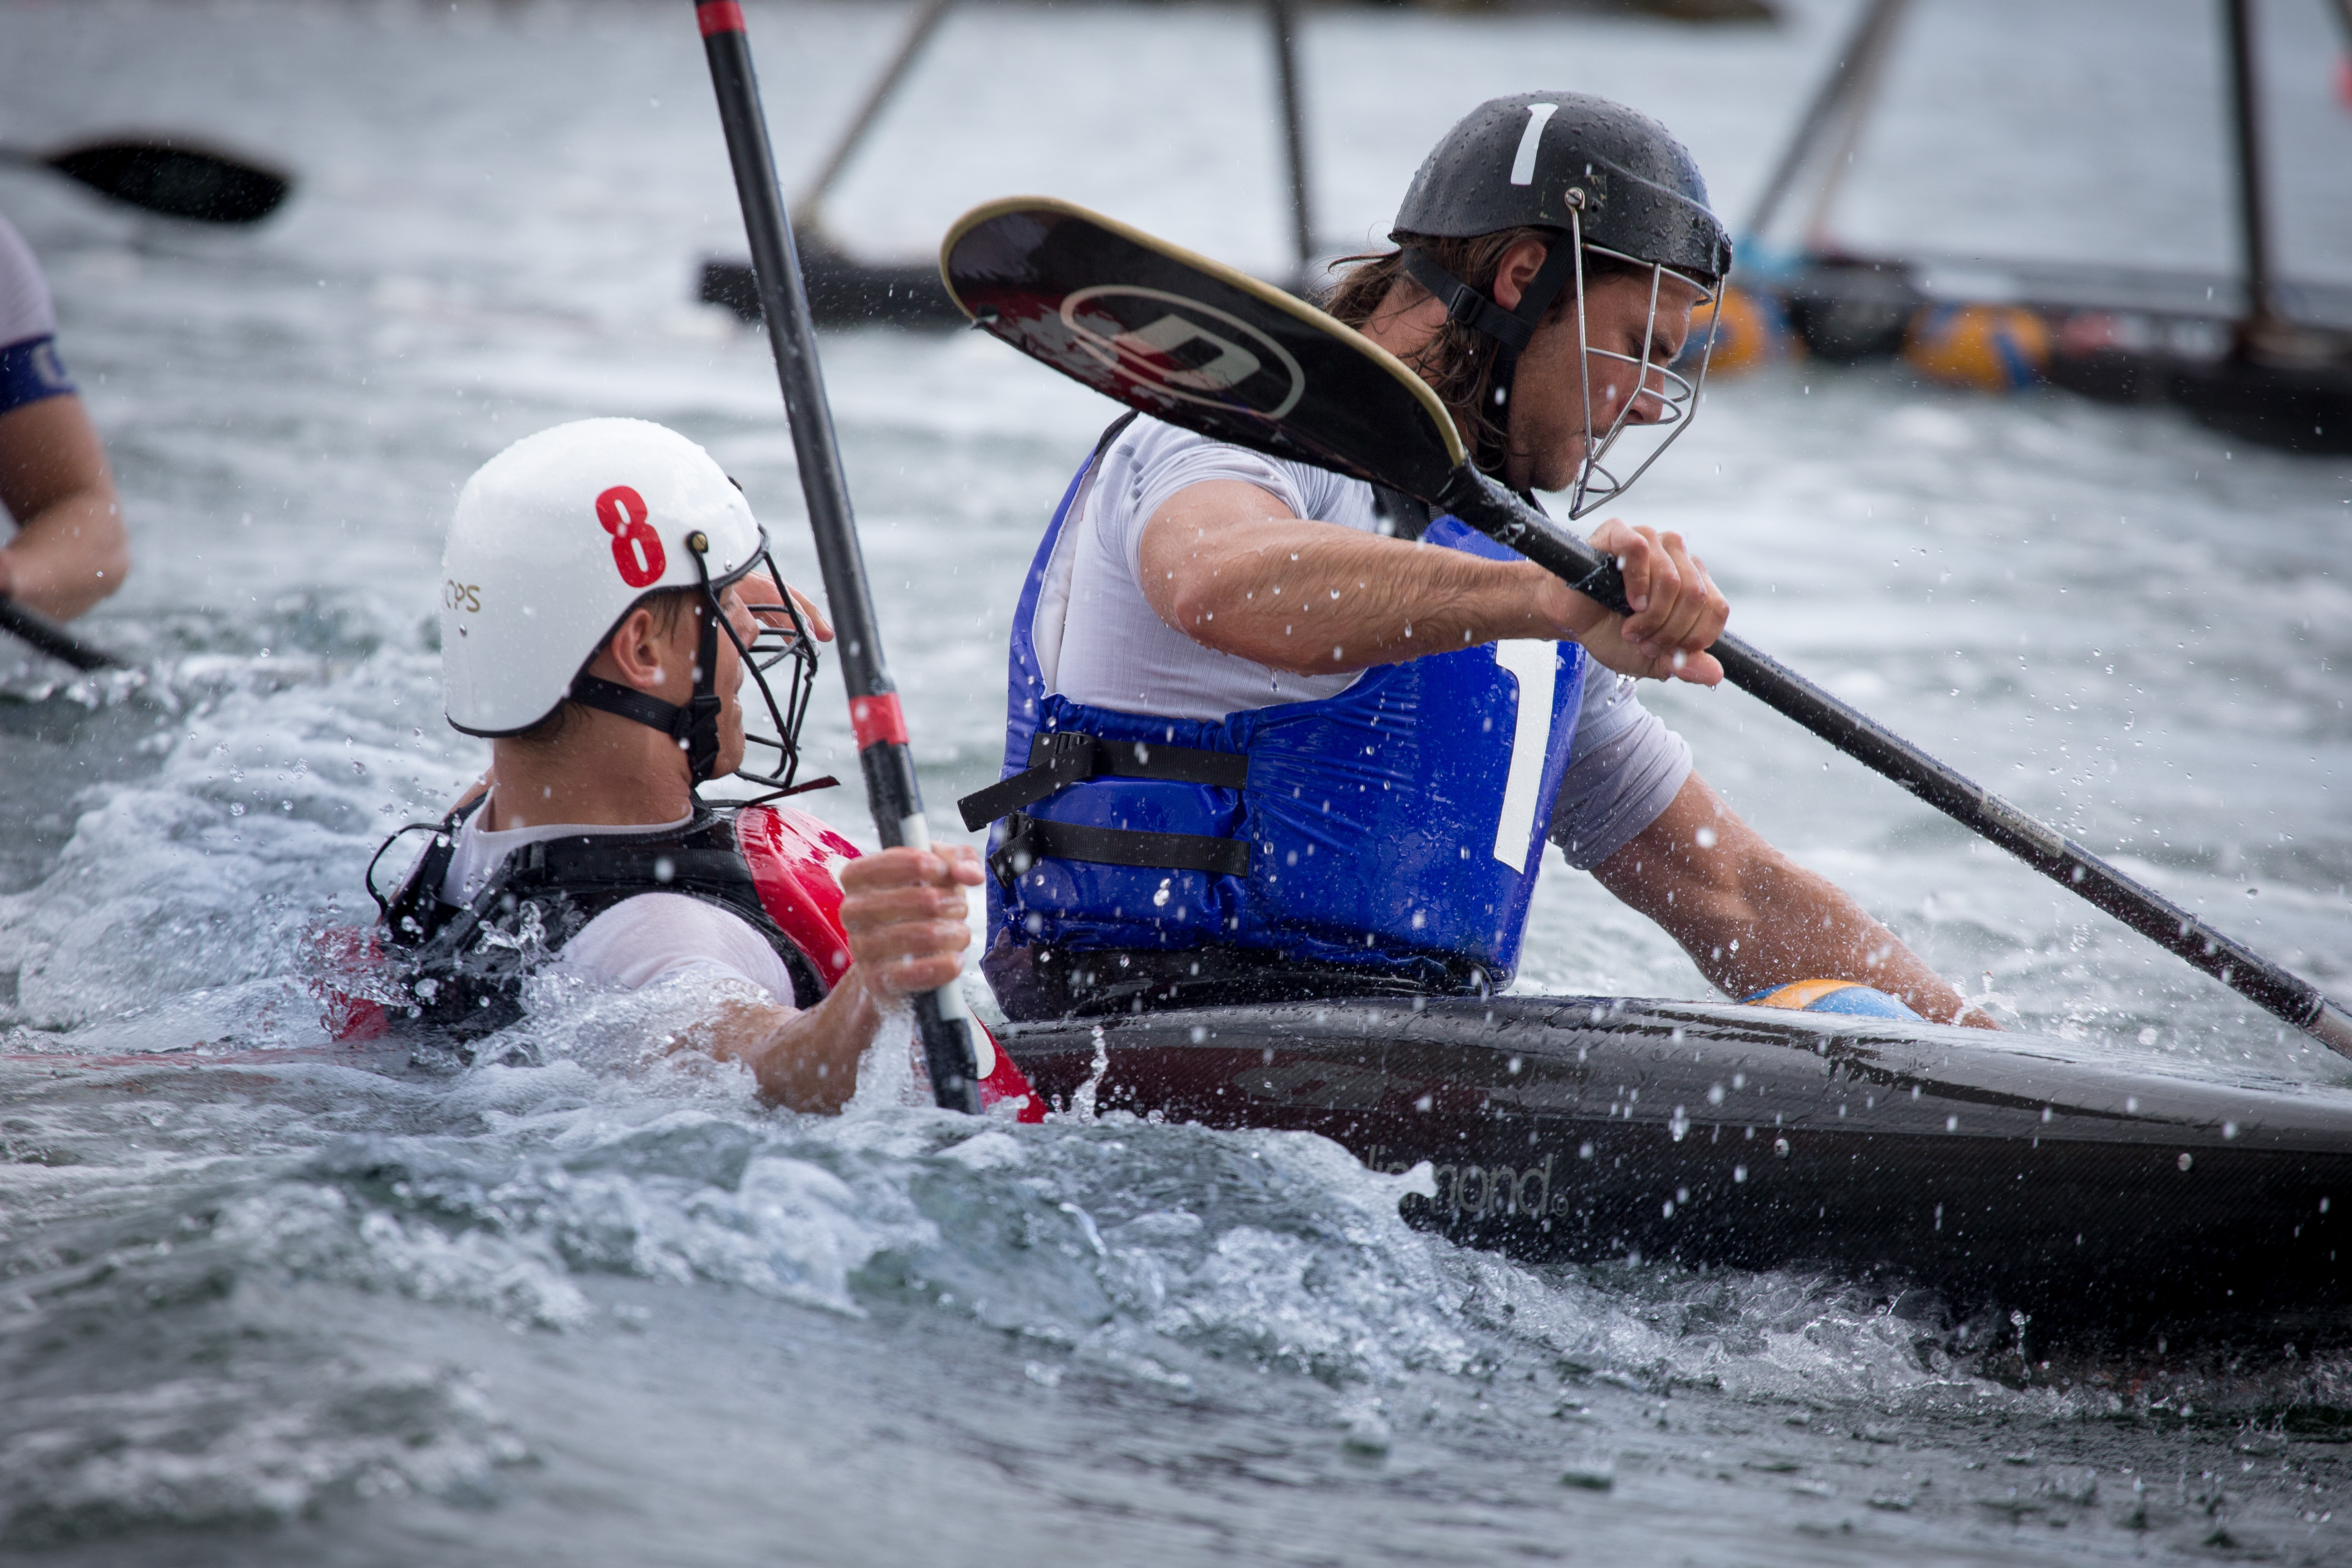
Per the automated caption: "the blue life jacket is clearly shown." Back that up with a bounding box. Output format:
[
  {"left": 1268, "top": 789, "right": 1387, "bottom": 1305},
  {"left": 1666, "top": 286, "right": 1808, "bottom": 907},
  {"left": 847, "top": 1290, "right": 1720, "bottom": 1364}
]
[{"left": 961, "top": 436, "right": 1587, "bottom": 988}]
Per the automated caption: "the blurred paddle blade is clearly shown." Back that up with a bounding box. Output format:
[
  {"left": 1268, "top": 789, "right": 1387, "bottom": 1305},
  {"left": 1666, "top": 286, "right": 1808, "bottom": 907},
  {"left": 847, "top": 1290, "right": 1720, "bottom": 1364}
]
[
  {"left": 34, "top": 138, "right": 291, "bottom": 225},
  {"left": 940, "top": 196, "right": 1465, "bottom": 495}
]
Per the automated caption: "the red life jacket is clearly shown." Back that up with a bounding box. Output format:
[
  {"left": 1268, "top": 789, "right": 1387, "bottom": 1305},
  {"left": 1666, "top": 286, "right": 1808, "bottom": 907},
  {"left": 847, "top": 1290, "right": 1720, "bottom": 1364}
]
[{"left": 323, "top": 802, "right": 1040, "bottom": 1121}]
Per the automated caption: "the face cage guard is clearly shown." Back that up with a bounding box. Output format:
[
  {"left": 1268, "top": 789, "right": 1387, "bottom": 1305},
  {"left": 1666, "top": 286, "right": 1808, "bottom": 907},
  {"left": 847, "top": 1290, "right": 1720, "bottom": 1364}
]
[
  {"left": 1561, "top": 220, "right": 1721, "bottom": 522},
  {"left": 686, "top": 530, "right": 828, "bottom": 805}
]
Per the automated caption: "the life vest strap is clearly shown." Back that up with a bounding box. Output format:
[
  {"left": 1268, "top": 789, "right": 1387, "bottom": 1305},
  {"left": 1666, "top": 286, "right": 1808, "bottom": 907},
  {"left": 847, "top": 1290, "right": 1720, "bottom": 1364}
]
[
  {"left": 506, "top": 840, "right": 746, "bottom": 894},
  {"left": 990, "top": 810, "right": 1250, "bottom": 887},
  {"left": 958, "top": 729, "right": 1250, "bottom": 832}
]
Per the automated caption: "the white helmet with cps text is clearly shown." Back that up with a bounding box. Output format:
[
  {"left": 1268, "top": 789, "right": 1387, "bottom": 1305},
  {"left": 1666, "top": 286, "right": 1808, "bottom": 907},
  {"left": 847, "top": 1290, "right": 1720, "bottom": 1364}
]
[{"left": 441, "top": 417, "right": 822, "bottom": 794}]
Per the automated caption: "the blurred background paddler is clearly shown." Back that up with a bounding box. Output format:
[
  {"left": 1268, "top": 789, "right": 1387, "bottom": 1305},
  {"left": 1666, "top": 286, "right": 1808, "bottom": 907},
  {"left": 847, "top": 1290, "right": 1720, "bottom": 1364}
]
[{"left": 0, "top": 212, "right": 127, "bottom": 625}]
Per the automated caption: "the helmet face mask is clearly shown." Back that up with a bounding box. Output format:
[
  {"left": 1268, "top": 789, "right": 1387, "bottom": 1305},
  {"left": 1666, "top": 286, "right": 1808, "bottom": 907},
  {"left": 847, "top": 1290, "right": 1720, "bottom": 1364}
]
[
  {"left": 696, "top": 534, "right": 824, "bottom": 802},
  {"left": 1559, "top": 234, "right": 1721, "bottom": 520}
]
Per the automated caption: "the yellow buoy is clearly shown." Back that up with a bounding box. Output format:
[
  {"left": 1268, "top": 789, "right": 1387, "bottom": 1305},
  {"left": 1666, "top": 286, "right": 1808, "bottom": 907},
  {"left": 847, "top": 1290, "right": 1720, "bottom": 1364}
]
[
  {"left": 1900, "top": 303, "right": 2052, "bottom": 393},
  {"left": 1677, "top": 284, "right": 1796, "bottom": 377}
]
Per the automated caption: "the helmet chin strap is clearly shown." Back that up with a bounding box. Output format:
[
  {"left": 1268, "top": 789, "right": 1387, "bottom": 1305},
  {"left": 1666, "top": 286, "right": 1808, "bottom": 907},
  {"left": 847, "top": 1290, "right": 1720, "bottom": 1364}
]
[
  {"left": 1397, "top": 219, "right": 1583, "bottom": 477},
  {"left": 565, "top": 531, "right": 730, "bottom": 789}
]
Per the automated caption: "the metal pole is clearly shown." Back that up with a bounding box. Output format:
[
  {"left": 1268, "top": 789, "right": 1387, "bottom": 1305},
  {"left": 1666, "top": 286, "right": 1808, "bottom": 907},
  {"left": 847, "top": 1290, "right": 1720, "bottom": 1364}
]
[
  {"left": 2222, "top": 0, "right": 2280, "bottom": 342},
  {"left": 1741, "top": 0, "right": 1907, "bottom": 245},
  {"left": 696, "top": 0, "right": 983, "bottom": 1113},
  {"left": 1268, "top": 0, "right": 1314, "bottom": 271},
  {"left": 789, "top": 0, "right": 956, "bottom": 237},
  {"left": 1798, "top": 0, "right": 1911, "bottom": 253},
  {"left": 2324, "top": 0, "right": 2352, "bottom": 61}
]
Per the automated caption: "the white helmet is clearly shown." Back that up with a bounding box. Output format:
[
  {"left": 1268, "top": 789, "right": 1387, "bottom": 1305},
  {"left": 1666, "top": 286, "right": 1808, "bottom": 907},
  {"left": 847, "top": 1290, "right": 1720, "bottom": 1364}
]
[{"left": 441, "top": 417, "right": 823, "bottom": 792}]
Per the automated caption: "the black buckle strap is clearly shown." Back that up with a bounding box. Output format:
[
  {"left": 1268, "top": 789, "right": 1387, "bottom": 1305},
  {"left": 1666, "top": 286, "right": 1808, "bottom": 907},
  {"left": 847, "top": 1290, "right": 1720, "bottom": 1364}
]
[
  {"left": 957, "top": 730, "right": 1250, "bottom": 831},
  {"left": 511, "top": 842, "right": 749, "bottom": 893},
  {"left": 1401, "top": 240, "right": 1582, "bottom": 364},
  {"left": 959, "top": 731, "right": 1098, "bottom": 829},
  {"left": 1401, "top": 250, "right": 1538, "bottom": 352},
  {"left": 570, "top": 672, "right": 690, "bottom": 739},
  {"left": 988, "top": 810, "right": 1251, "bottom": 887},
  {"left": 566, "top": 626, "right": 724, "bottom": 784}
]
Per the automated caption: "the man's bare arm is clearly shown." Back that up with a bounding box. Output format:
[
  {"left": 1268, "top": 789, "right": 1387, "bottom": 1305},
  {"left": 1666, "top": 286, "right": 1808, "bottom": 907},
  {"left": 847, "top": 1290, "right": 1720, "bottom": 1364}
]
[
  {"left": 1137, "top": 480, "right": 1726, "bottom": 684},
  {"left": 1591, "top": 773, "right": 1999, "bottom": 1029},
  {"left": 0, "top": 396, "right": 128, "bottom": 621},
  {"left": 702, "top": 972, "right": 883, "bottom": 1115},
  {"left": 698, "top": 845, "right": 984, "bottom": 1112}
]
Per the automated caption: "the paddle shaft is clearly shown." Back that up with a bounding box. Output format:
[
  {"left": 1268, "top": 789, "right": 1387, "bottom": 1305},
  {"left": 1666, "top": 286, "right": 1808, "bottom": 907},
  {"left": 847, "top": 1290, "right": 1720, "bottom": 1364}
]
[
  {"left": 696, "top": 0, "right": 984, "bottom": 1113},
  {"left": 1432, "top": 464, "right": 2352, "bottom": 1053},
  {"left": 0, "top": 597, "right": 120, "bottom": 671}
]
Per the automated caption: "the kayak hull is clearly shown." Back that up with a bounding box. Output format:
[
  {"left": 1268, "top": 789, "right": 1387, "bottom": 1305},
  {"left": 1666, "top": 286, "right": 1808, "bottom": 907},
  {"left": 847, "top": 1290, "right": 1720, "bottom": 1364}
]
[{"left": 1001, "top": 996, "right": 2352, "bottom": 1327}]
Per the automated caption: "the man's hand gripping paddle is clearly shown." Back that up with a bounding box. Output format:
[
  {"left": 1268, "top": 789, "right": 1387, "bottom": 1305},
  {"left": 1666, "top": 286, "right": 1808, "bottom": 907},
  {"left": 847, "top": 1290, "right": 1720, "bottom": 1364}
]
[
  {"left": 940, "top": 196, "right": 2352, "bottom": 1057},
  {"left": 696, "top": 0, "right": 983, "bottom": 1112}
]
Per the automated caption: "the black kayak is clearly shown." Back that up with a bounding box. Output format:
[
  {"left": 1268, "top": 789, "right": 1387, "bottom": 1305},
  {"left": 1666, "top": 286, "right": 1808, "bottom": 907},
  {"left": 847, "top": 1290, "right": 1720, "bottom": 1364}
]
[{"left": 1001, "top": 996, "right": 2352, "bottom": 1329}]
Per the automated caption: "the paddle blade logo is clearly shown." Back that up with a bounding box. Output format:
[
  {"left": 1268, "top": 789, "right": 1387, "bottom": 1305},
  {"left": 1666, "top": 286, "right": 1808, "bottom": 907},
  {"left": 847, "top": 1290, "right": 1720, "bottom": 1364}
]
[
  {"left": 595, "top": 485, "right": 666, "bottom": 588},
  {"left": 1059, "top": 285, "right": 1306, "bottom": 420}
]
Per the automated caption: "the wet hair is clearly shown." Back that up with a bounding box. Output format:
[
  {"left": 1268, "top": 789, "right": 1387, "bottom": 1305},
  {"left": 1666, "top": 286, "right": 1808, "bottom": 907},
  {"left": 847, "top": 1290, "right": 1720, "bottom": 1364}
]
[
  {"left": 1320, "top": 228, "right": 1644, "bottom": 468},
  {"left": 509, "top": 587, "right": 701, "bottom": 747}
]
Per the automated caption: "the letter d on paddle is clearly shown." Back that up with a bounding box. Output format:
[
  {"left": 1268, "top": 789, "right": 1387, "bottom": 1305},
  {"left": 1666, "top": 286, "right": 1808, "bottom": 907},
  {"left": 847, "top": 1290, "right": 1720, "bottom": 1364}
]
[{"left": 1521, "top": 1154, "right": 1552, "bottom": 1218}]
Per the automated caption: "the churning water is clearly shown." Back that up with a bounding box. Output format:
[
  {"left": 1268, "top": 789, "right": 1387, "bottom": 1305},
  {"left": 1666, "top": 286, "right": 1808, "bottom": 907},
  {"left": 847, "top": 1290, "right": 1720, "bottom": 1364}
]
[{"left": 3, "top": 1, "right": 2351, "bottom": 1562}]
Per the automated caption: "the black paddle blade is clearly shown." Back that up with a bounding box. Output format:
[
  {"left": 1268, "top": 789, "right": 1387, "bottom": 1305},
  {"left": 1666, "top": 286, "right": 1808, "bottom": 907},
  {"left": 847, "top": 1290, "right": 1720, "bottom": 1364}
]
[
  {"left": 941, "top": 197, "right": 1463, "bottom": 493},
  {"left": 41, "top": 139, "right": 290, "bottom": 225}
]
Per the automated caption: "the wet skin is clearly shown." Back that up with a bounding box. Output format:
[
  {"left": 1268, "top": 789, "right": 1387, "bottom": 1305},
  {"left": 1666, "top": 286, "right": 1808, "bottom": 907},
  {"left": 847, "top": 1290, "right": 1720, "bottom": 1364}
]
[{"left": 0, "top": 393, "right": 128, "bottom": 621}]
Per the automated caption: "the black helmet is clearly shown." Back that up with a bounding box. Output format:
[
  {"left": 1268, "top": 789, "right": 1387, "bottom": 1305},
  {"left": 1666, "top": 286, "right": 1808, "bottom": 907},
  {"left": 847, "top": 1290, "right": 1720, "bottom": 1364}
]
[
  {"left": 1389, "top": 93, "right": 1731, "bottom": 514},
  {"left": 1394, "top": 93, "right": 1731, "bottom": 281}
]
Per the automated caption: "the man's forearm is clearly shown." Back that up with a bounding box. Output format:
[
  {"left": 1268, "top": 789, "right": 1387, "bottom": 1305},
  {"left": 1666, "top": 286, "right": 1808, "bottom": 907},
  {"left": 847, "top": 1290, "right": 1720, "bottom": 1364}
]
[
  {"left": 4, "top": 489, "right": 131, "bottom": 619},
  {"left": 1594, "top": 776, "right": 1996, "bottom": 1028},
  {"left": 0, "top": 395, "right": 128, "bottom": 621},
  {"left": 707, "top": 971, "right": 884, "bottom": 1112},
  {"left": 1146, "top": 495, "right": 1563, "bottom": 674},
  {"left": 1649, "top": 859, "right": 1981, "bottom": 1025}
]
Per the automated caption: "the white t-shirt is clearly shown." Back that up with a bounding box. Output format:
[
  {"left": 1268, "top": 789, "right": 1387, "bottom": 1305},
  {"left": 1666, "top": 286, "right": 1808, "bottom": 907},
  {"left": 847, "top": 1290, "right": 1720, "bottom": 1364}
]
[
  {"left": 0, "top": 214, "right": 56, "bottom": 346},
  {"left": 1035, "top": 417, "right": 1692, "bottom": 871},
  {"left": 435, "top": 803, "right": 801, "bottom": 1005},
  {"left": 0, "top": 214, "right": 76, "bottom": 421}
]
